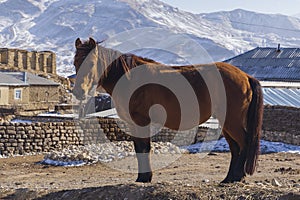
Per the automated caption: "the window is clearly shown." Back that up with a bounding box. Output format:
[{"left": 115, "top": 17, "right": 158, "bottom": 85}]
[{"left": 15, "top": 89, "right": 22, "bottom": 100}]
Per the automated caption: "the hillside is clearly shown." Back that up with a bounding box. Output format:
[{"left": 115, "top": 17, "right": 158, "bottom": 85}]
[{"left": 1, "top": 0, "right": 300, "bottom": 76}]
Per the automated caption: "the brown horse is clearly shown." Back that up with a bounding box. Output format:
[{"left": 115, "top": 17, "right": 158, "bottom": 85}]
[{"left": 73, "top": 37, "right": 264, "bottom": 183}]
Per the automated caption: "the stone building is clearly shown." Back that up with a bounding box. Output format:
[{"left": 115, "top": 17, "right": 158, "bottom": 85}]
[
  {"left": 0, "top": 48, "right": 56, "bottom": 75},
  {"left": 0, "top": 71, "right": 60, "bottom": 115}
]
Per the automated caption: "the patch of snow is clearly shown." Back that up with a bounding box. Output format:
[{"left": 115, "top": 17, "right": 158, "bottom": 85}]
[
  {"left": 37, "top": 112, "right": 77, "bottom": 119},
  {"left": 39, "top": 138, "right": 300, "bottom": 167},
  {"left": 41, "top": 158, "right": 86, "bottom": 167},
  {"left": 11, "top": 119, "right": 33, "bottom": 124},
  {"left": 260, "top": 140, "right": 300, "bottom": 154},
  {"left": 260, "top": 81, "right": 300, "bottom": 88},
  {"left": 182, "top": 138, "right": 300, "bottom": 154}
]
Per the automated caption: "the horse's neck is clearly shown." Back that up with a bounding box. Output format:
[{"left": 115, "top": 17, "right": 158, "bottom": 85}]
[
  {"left": 100, "top": 53, "right": 133, "bottom": 95},
  {"left": 98, "top": 48, "right": 158, "bottom": 94},
  {"left": 98, "top": 47, "right": 122, "bottom": 70}
]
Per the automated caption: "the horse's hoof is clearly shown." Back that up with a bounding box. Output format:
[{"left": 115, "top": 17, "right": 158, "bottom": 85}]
[
  {"left": 220, "top": 176, "right": 245, "bottom": 184},
  {"left": 136, "top": 172, "right": 152, "bottom": 183},
  {"left": 220, "top": 178, "right": 232, "bottom": 184}
]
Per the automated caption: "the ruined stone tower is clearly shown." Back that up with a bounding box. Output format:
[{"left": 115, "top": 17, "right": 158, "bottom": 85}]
[{"left": 0, "top": 48, "right": 56, "bottom": 75}]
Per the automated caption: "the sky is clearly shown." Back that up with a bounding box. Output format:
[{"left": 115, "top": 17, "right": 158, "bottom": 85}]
[{"left": 160, "top": 0, "right": 300, "bottom": 16}]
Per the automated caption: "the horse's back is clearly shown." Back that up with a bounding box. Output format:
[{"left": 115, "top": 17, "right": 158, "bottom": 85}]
[
  {"left": 214, "top": 62, "right": 253, "bottom": 131},
  {"left": 119, "top": 61, "right": 254, "bottom": 132},
  {"left": 184, "top": 62, "right": 253, "bottom": 125}
]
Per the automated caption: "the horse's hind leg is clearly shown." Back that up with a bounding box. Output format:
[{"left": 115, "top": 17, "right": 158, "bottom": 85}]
[
  {"left": 132, "top": 136, "right": 152, "bottom": 183},
  {"left": 221, "top": 129, "right": 247, "bottom": 183},
  {"left": 221, "top": 131, "right": 240, "bottom": 183}
]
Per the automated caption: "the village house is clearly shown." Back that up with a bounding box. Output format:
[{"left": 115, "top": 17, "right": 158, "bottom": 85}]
[
  {"left": 0, "top": 71, "right": 60, "bottom": 116},
  {"left": 0, "top": 48, "right": 75, "bottom": 117},
  {"left": 225, "top": 45, "right": 300, "bottom": 108}
]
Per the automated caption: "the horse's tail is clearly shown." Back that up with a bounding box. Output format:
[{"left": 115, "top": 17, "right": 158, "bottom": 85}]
[{"left": 245, "top": 76, "right": 264, "bottom": 175}]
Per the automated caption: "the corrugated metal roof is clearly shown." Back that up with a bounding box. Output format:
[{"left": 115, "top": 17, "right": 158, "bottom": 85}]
[
  {"left": 263, "top": 87, "right": 300, "bottom": 108},
  {"left": 225, "top": 47, "right": 300, "bottom": 81},
  {"left": 0, "top": 72, "right": 59, "bottom": 86}
]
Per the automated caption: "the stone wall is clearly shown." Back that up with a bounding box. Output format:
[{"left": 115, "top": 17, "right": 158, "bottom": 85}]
[
  {"left": 0, "top": 105, "right": 299, "bottom": 156},
  {"left": 262, "top": 105, "right": 300, "bottom": 145},
  {"left": 0, "top": 118, "right": 218, "bottom": 156},
  {"left": 0, "top": 121, "right": 83, "bottom": 156}
]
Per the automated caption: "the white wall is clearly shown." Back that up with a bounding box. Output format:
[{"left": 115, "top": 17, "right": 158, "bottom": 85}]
[{"left": 0, "top": 87, "right": 9, "bottom": 105}]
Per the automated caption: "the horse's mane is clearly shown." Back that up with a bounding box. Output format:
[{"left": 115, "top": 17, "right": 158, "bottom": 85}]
[
  {"left": 99, "top": 52, "right": 161, "bottom": 85},
  {"left": 75, "top": 38, "right": 163, "bottom": 88},
  {"left": 95, "top": 42, "right": 162, "bottom": 82},
  {"left": 118, "top": 53, "right": 161, "bottom": 69}
]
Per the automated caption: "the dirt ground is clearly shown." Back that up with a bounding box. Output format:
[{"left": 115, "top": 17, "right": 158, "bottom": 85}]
[{"left": 0, "top": 152, "right": 299, "bottom": 200}]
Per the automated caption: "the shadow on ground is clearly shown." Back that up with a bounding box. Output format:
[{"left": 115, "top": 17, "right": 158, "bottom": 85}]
[{"left": 2, "top": 184, "right": 300, "bottom": 200}]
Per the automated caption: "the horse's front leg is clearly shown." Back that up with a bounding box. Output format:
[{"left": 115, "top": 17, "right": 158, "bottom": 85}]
[{"left": 131, "top": 135, "right": 152, "bottom": 183}]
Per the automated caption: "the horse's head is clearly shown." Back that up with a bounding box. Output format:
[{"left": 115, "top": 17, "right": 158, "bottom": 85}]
[{"left": 73, "top": 37, "right": 99, "bottom": 100}]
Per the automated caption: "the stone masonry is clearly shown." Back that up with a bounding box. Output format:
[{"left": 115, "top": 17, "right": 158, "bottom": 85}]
[
  {"left": 0, "top": 105, "right": 299, "bottom": 156},
  {"left": 0, "top": 48, "right": 56, "bottom": 75}
]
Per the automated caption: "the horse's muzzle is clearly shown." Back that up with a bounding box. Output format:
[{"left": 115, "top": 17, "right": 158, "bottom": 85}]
[{"left": 72, "top": 89, "right": 86, "bottom": 100}]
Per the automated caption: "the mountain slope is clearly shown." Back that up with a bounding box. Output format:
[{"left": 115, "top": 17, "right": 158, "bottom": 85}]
[
  {"left": 0, "top": 0, "right": 300, "bottom": 76},
  {"left": 125, "top": 1, "right": 300, "bottom": 52},
  {"left": 0, "top": 0, "right": 162, "bottom": 75},
  {"left": 199, "top": 9, "right": 300, "bottom": 46},
  {"left": 293, "top": 13, "right": 300, "bottom": 19}
]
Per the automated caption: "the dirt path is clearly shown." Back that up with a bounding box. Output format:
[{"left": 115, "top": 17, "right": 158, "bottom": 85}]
[{"left": 0, "top": 152, "right": 299, "bottom": 199}]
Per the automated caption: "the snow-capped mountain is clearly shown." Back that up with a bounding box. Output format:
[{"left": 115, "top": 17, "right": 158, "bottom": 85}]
[
  {"left": 1, "top": 0, "right": 300, "bottom": 76},
  {"left": 199, "top": 9, "right": 300, "bottom": 46},
  {"left": 294, "top": 13, "right": 300, "bottom": 19}
]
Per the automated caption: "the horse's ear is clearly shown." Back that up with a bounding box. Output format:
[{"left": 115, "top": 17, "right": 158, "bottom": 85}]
[
  {"left": 89, "top": 37, "right": 97, "bottom": 49},
  {"left": 75, "top": 38, "right": 82, "bottom": 48}
]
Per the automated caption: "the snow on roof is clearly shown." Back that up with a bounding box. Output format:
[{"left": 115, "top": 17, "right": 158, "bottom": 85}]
[
  {"left": 0, "top": 71, "right": 59, "bottom": 86},
  {"left": 260, "top": 81, "right": 300, "bottom": 88},
  {"left": 0, "top": 72, "right": 28, "bottom": 86},
  {"left": 263, "top": 87, "right": 300, "bottom": 108}
]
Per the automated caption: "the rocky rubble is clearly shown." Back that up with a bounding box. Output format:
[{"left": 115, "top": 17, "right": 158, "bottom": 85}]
[{"left": 42, "top": 141, "right": 186, "bottom": 166}]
